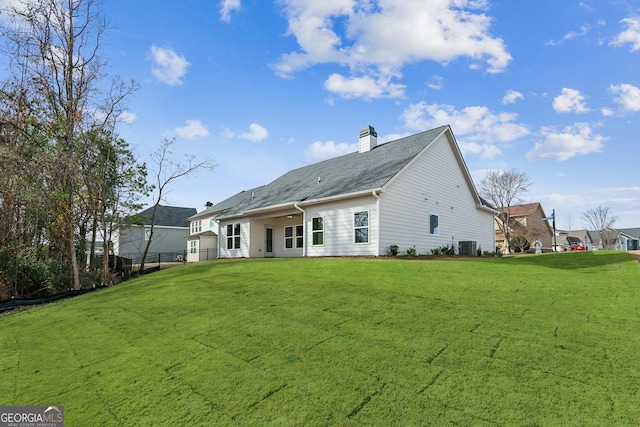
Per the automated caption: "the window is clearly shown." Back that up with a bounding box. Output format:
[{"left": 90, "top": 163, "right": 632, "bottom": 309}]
[
  {"left": 285, "top": 226, "right": 294, "bottom": 249},
  {"left": 354, "top": 211, "right": 369, "bottom": 244},
  {"left": 190, "top": 241, "right": 197, "bottom": 254},
  {"left": 296, "top": 225, "right": 304, "bottom": 248},
  {"left": 191, "top": 220, "right": 202, "bottom": 234},
  {"left": 285, "top": 225, "right": 304, "bottom": 249},
  {"left": 210, "top": 219, "right": 215, "bottom": 228},
  {"left": 429, "top": 213, "right": 439, "bottom": 236},
  {"left": 226, "top": 223, "right": 241, "bottom": 249},
  {"left": 312, "top": 217, "right": 324, "bottom": 246}
]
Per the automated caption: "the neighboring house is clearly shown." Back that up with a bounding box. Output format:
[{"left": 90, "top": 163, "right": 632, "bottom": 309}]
[
  {"left": 584, "top": 230, "right": 601, "bottom": 250},
  {"left": 618, "top": 228, "right": 640, "bottom": 251},
  {"left": 188, "top": 125, "right": 497, "bottom": 259},
  {"left": 580, "top": 228, "right": 622, "bottom": 251},
  {"left": 114, "top": 205, "right": 196, "bottom": 261},
  {"left": 186, "top": 202, "right": 219, "bottom": 262},
  {"left": 495, "top": 202, "right": 554, "bottom": 253},
  {"left": 562, "top": 235, "right": 584, "bottom": 251}
]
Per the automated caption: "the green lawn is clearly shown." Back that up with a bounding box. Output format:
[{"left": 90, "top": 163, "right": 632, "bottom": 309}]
[{"left": 1, "top": 252, "right": 639, "bottom": 425}]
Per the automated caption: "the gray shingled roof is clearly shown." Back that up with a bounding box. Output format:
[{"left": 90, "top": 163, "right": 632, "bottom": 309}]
[
  {"left": 218, "top": 126, "right": 450, "bottom": 218},
  {"left": 197, "top": 125, "right": 488, "bottom": 220},
  {"left": 135, "top": 205, "right": 197, "bottom": 227},
  {"left": 618, "top": 228, "right": 640, "bottom": 239}
]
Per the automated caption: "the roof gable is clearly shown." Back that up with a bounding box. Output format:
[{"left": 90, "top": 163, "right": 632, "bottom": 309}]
[
  {"left": 500, "top": 202, "right": 544, "bottom": 217},
  {"left": 618, "top": 228, "right": 640, "bottom": 239}
]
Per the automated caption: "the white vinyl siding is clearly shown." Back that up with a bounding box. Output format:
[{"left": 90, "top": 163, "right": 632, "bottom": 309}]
[
  {"left": 306, "top": 196, "right": 378, "bottom": 257},
  {"left": 378, "top": 132, "right": 495, "bottom": 255},
  {"left": 219, "top": 221, "right": 250, "bottom": 258}
]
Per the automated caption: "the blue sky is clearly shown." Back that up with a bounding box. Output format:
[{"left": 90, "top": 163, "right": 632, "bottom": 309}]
[{"left": 98, "top": 1, "right": 639, "bottom": 228}]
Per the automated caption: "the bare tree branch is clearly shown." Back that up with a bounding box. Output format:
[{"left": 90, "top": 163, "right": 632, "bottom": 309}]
[
  {"left": 479, "top": 169, "right": 532, "bottom": 254},
  {"left": 139, "top": 138, "right": 216, "bottom": 270}
]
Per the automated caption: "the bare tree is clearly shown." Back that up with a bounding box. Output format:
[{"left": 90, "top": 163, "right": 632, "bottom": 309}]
[
  {"left": 479, "top": 169, "right": 532, "bottom": 254},
  {"left": 2, "top": 0, "right": 137, "bottom": 290},
  {"left": 139, "top": 138, "right": 216, "bottom": 271},
  {"left": 582, "top": 206, "right": 618, "bottom": 249}
]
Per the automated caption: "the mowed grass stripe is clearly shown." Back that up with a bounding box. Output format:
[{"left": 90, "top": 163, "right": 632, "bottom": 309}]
[{"left": 1, "top": 252, "right": 639, "bottom": 425}]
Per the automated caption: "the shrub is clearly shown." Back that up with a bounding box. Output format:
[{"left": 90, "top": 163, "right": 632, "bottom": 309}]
[
  {"left": 406, "top": 246, "right": 417, "bottom": 256},
  {"left": 483, "top": 250, "right": 502, "bottom": 257},
  {"left": 432, "top": 245, "right": 454, "bottom": 256},
  {"left": 389, "top": 244, "right": 399, "bottom": 256}
]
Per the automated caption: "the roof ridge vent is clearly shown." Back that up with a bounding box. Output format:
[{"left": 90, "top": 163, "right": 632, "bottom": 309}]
[{"left": 359, "top": 125, "right": 377, "bottom": 153}]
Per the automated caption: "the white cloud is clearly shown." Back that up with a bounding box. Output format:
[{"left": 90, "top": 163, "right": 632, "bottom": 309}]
[
  {"left": 150, "top": 45, "right": 190, "bottom": 86},
  {"left": 502, "top": 90, "right": 524, "bottom": 105},
  {"left": 223, "top": 123, "right": 269, "bottom": 142},
  {"left": 400, "top": 102, "right": 529, "bottom": 158},
  {"left": 220, "top": 0, "right": 241, "bottom": 23},
  {"left": 174, "top": 120, "right": 210, "bottom": 139},
  {"left": 609, "top": 83, "right": 640, "bottom": 112},
  {"left": 239, "top": 123, "right": 269, "bottom": 142},
  {"left": 552, "top": 88, "right": 590, "bottom": 113},
  {"left": 324, "top": 73, "right": 405, "bottom": 99},
  {"left": 610, "top": 16, "right": 640, "bottom": 51},
  {"left": 304, "top": 140, "right": 357, "bottom": 163},
  {"left": 563, "top": 23, "right": 591, "bottom": 40},
  {"left": 118, "top": 111, "right": 137, "bottom": 124},
  {"left": 427, "top": 76, "right": 444, "bottom": 90},
  {"left": 526, "top": 123, "right": 606, "bottom": 161},
  {"left": 274, "top": 0, "right": 511, "bottom": 100},
  {"left": 601, "top": 107, "right": 614, "bottom": 117}
]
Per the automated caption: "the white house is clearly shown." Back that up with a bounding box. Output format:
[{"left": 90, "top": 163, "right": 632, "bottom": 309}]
[
  {"left": 186, "top": 203, "right": 219, "bottom": 262},
  {"left": 114, "top": 205, "right": 196, "bottom": 261},
  {"left": 187, "top": 125, "right": 497, "bottom": 259}
]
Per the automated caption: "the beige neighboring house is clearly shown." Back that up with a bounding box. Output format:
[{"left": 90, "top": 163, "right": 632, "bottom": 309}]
[{"left": 495, "top": 202, "right": 554, "bottom": 253}]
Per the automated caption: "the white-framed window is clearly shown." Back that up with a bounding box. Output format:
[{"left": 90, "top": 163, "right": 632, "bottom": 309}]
[
  {"left": 429, "top": 213, "right": 439, "bottom": 236},
  {"left": 191, "top": 220, "right": 202, "bottom": 234},
  {"left": 144, "top": 228, "right": 152, "bottom": 241},
  {"left": 354, "top": 211, "right": 369, "bottom": 244},
  {"left": 190, "top": 241, "right": 197, "bottom": 254},
  {"left": 296, "top": 225, "right": 304, "bottom": 248},
  {"left": 210, "top": 218, "right": 215, "bottom": 228},
  {"left": 285, "top": 225, "right": 304, "bottom": 249},
  {"left": 312, "top": 217, "right": 324, "bottom": 246},
  {"left": 226, "top": 223, "right": 241, "bottom": 249}
]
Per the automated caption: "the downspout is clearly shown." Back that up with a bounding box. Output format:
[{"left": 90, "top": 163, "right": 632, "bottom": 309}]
[
  {"left": 294, "top": 202, "right": 306, "bottom": 257},
  {"left": 215, "top": 219, "right": 221, "bottom": 259},
  {"left": 372, "top": 190, "right": 381, "bottom": 257}
]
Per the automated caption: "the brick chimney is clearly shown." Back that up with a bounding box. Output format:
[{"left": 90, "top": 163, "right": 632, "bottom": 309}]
[{"left": 358, "top": 125, "right": 377, "bottom": 153}]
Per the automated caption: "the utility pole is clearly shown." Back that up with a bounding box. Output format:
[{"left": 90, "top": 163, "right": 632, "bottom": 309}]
[
  {"left": 542, "top": 209, "right": 557, "bottom": 252},
  {"left": 552, "top": 209, "right": 556, "bottom": 252}
]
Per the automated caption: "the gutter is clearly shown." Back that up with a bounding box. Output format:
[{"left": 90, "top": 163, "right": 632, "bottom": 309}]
[{"left": 217, "top": 188, "right": 384, "bottom": 221}]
